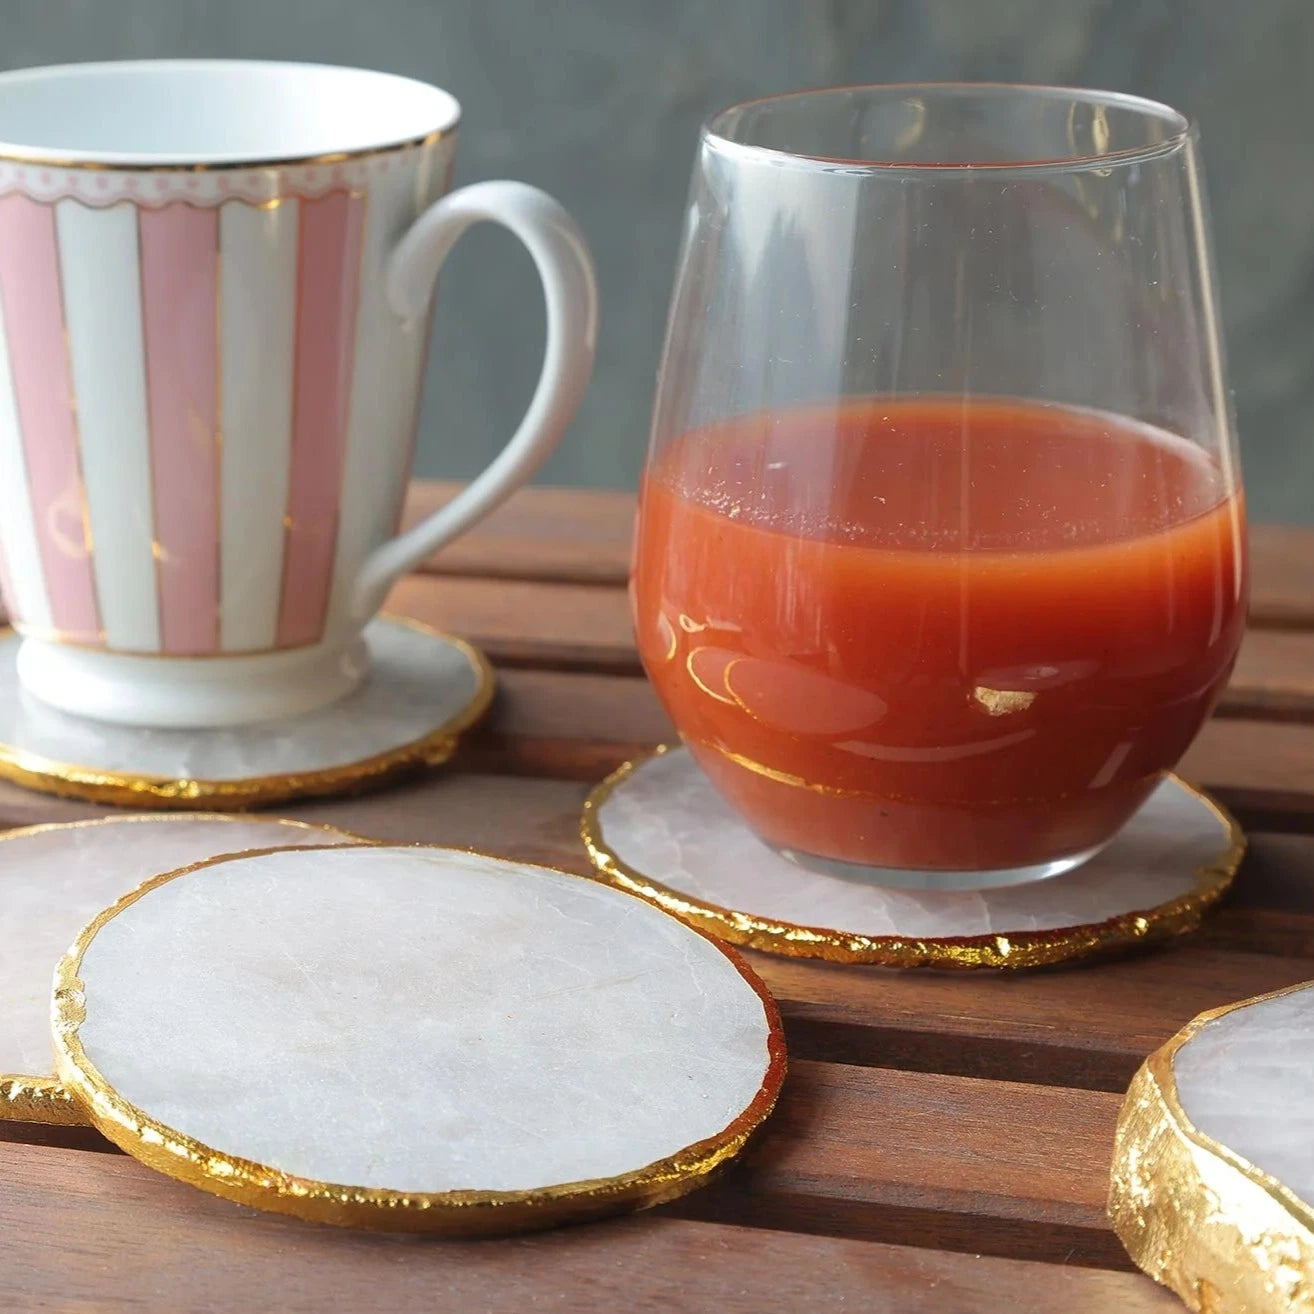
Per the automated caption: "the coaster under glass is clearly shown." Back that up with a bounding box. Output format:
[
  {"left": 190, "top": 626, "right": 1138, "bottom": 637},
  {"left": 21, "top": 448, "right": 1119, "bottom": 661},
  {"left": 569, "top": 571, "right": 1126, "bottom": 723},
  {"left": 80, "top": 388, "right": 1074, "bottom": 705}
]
[
  {"left": 581, "top": 746, "right": 1243, "bottom": 970},
  {"left": 1110, "top": 981, "right": 1314, "bottom": 1313},
  {"left": 0, "top": 813, "right": 364, "bottom": 1124},
  {"left": 53, "top": 843, "right": 785, "bottom": 1234},
  {"left": 0, "top": 616, "right": 493, "bottom": 809}
]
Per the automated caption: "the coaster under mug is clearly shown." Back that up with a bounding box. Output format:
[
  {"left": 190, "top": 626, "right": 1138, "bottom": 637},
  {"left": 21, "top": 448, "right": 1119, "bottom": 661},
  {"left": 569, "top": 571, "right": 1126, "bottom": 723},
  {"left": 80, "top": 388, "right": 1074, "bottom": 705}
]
[
  {"left": 1110, "top": 981, "right": 1314, "bottom": 1313},
  {"left": 0, "top": 813, "right": 364, "bottom": 1124},
  {"left": 0, "top": 616, "right": 492, "bottom": 809},
  {"left": 53, "top": 844, "right": 785, "bottom": 1234},
  {"left": 581, "top": 746, "right": 1243, "bottom": 969}
]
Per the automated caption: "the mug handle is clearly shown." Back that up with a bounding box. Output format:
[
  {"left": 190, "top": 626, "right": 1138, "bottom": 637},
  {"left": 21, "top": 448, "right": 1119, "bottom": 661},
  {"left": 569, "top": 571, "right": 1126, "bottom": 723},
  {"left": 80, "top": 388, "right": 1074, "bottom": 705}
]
[{"left": 351, "top": 180, "right": 598, "bottom": 621}]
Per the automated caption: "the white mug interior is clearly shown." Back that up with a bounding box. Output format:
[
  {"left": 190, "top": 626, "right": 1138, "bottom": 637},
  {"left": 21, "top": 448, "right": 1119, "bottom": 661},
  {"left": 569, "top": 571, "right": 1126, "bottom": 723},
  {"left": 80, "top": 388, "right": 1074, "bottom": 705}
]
[{"left": 0, "top": 59, "right": 460, "bottom": 165}]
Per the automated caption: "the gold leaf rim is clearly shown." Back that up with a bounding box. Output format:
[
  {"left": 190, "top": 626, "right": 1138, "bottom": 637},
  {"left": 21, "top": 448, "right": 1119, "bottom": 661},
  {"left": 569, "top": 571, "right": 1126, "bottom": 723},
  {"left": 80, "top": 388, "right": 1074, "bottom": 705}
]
[
  {"left": 1, "top": 813, "right": 370, "bottom": 1125},
  {"left": 1109, "top": 981, "right": 1314, "bottom": 1312},
  {"left": 52, "top": 841, "right": 787, "bottom": 1234},
  {"left": 0, "top": 615, "right": 494, "bottom": 811},
  {"left": 0, "top": 125, "right": 453, "bottom": 173},
  {"left": 580, "top": 746, "right": 1244, "bottom": 970}
]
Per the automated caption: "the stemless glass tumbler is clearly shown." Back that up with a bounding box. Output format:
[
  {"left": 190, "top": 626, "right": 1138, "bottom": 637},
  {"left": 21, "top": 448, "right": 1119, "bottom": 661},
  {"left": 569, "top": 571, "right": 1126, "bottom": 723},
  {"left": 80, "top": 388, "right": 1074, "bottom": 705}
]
[{"left": 632, "top": 85, "right": 1247, "bottom": 890}]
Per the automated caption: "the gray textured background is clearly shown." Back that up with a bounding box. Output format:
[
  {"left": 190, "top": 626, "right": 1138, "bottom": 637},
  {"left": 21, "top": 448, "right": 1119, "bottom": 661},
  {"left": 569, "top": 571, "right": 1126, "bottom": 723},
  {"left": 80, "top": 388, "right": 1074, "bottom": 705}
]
[{"left": 2, "top": 0, "right": 1311, "bottom": 520}]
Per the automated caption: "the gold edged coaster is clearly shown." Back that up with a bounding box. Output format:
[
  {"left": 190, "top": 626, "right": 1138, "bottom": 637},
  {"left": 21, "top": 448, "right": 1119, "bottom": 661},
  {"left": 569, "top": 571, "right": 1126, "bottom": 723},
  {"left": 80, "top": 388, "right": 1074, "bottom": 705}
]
[
  {"left": 0, "top": 616, "right": 493, "bottom": 810},
  {"left": 581, "top": 746, "right": 1243, "bottom": 970},
  {"left": 0, "top": 814, "right": 366, "bottom": 1124},
  {"left": 1110, "top": 981, "right": 1314, "bottom": 1312},
  {"left": 53, "top": 844, "right": 786, "bottom": 1234}
]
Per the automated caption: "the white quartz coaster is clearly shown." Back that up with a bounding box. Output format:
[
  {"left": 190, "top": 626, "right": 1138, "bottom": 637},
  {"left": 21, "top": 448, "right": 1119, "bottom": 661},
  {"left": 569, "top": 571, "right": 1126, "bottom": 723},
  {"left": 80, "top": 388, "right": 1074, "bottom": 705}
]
[
  {"left": 1174, "top": 985, "right": 1314, "bottom": 1204},
  {"left": 582, "top": 747, "right": 1242, "bottom": 969},
  {"left": 53, "top": 845, "right": 785, "bottom": 1233},
  {"left": 1111, "top": 983, "right": 1314, "bottom": 1312},
  {"left": 0, "top": 617, "right": 492, "bottom": 809},
  {"left": 0, "top": 814, "right": 362, "bottom": 1123}
]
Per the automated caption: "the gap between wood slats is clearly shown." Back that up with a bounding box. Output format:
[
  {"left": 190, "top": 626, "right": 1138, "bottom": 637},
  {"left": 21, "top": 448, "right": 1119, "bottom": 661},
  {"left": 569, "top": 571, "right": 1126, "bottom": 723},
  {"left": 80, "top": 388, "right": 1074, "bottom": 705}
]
[{"left": 0, "top": 1139, "right": 1177, "bottom": 1309}]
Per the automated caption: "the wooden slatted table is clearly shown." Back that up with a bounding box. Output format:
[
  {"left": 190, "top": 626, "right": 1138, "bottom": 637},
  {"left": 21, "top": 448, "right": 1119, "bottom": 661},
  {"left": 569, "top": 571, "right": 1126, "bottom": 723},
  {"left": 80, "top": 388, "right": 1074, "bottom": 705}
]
[{"left": 5, "top": 482, "right": 1314, "bottom": 1311}]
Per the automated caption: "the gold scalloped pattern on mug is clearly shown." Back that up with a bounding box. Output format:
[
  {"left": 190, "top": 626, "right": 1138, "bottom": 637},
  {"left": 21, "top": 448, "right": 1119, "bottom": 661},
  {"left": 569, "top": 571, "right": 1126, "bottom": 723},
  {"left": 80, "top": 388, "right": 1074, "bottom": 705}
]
[
  {"left": 0, "top": 618, "right": 494, "bottom": 811},
  {"left": 580, "top": 746, "right": 1244, "bottom": 970},
  {"left": 1109, "top": 983, "right": 1314, "bottom": 1312},
  {"left": 51, "top": 843, "right": 788, "bottom": 1233},
  {"left": 0, "top": 814, "right": 370, "bottom": 1125},
  {"left": 0, "top": 126, "right": 455, "bottom": 211}
]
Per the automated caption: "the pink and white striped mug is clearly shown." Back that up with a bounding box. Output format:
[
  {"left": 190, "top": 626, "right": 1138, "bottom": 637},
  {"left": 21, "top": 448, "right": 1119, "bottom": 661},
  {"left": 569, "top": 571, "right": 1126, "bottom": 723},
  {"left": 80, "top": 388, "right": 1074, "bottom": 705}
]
[{"left": 0, "top": 60, "right": 596, "bottom": 727}]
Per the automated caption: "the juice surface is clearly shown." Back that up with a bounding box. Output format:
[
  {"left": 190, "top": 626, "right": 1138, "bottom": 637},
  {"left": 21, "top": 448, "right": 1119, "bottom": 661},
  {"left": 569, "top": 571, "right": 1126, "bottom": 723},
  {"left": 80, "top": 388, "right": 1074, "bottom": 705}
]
[{"left": 632, "top": 396, "right": 1247, "bottom": 872}]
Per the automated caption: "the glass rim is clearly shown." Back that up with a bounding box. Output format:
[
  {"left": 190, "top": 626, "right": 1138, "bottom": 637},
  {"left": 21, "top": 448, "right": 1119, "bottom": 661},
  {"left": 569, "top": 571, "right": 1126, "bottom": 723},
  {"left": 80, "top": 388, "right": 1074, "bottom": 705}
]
[{"left": 703, "top": 81, "right": 1194, "bottom": 175}]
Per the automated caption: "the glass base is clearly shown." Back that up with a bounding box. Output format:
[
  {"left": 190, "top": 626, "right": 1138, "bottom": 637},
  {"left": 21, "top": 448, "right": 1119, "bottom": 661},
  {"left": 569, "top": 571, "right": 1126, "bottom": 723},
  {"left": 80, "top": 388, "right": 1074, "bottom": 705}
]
[{"left": 771, "top": 842, "right": 1106, "bottom": 892}]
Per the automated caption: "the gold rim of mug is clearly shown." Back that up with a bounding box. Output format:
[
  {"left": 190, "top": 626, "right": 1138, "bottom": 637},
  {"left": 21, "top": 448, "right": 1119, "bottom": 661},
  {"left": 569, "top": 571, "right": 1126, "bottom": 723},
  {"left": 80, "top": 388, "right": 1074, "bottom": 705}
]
[
  {"left": 579, "top": 745, "right": 1244, "bottom": 969},
  {"left": 51, "top": 841, "right": 788, "bottom": 1233},
  {"left": 0, "top": 124, "right": 455, "bottom": 173},
  {"left": 0, "top": 615, "right": 494, "bottom": 810},
  {"left": 0, "top": 813, "right": 371, "bottom": 1125}
]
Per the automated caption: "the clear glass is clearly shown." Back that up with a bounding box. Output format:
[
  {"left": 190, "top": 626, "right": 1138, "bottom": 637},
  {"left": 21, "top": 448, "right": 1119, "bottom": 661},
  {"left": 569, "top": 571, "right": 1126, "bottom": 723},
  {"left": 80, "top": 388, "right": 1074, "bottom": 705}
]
[{"left": 632, "top": 84, "right": 1248, "bottom": 891}]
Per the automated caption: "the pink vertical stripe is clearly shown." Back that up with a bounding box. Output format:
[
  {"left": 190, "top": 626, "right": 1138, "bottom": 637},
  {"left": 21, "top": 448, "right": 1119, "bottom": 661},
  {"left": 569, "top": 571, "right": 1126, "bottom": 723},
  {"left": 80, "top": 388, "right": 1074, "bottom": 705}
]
[
  {"left": 140, "top": 203, "right": 220, "bottom": 655},
  {"left": 0, "top": 194, "right": 100, "bottom": 641},
  {"left": 278, "top": 191, "right": 365, "bottom": 647}
]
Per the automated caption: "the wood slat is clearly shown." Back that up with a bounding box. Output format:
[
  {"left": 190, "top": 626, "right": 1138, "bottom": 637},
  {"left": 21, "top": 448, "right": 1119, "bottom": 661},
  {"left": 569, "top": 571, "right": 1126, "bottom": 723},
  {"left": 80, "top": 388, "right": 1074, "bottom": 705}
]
[
  {"left": 0, "top": 1140, "right": 1174, "bottom": 1313},
  {"left": 388, "top": 573, "right": 640, "bottom": 673},
  {"left": 0, "top": 770, "right": 595, "bottom": 858},
  {"left": 758, "top": 942, "right": 1314, "bottom": 1093},
  {"left": 1249, "top": 524, "right": 1314, "bottom": 629},
  {"left": 1189, "top": 831, "right": 1314, "bottom": 957},
  {"left": 402, "top": 481, "right": 633, "bottom": 585},
  {"left": 1223, "top": 628, "right": 1314, "bottom": 721},
  {"left": 1181, "top": 718, "right": 1314, "bottom": 831},
  {"left": 676, "top": 1060, "right": 1127, "bottom": 1268}
]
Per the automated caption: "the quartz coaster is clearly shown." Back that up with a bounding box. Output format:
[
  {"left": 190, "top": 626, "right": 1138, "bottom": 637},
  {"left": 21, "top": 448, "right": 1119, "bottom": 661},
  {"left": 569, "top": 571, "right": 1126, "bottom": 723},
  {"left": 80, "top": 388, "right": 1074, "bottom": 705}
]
[
  {"left": 53, "top": 844, "right": 785, "bottom": 1234},
  {"left": 1, "top": 814, "right": 363, "bottom": 1124},
  {"left": 0, "top": 617, "right": 492, "bottom": 809},
  {"left": 581, "top": 747, "right": 1242, "bottom": 969},
  {"left": 1110, "top": 982, "right": 1314, "bottom": 1313}
]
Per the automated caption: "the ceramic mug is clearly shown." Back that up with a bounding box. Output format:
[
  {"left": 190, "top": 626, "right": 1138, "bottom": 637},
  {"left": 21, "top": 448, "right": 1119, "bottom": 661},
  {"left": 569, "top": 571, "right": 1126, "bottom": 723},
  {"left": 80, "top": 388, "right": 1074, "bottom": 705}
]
[{"left": 0, "top": 59, "right": 597, "bottom": 727}]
